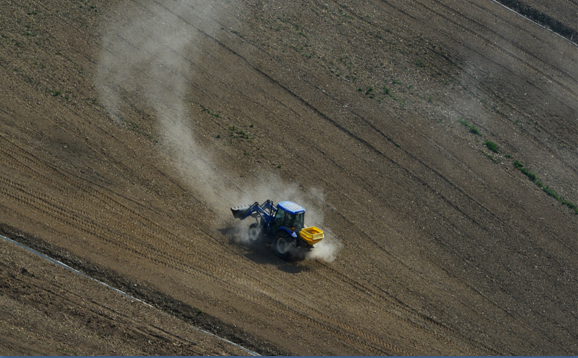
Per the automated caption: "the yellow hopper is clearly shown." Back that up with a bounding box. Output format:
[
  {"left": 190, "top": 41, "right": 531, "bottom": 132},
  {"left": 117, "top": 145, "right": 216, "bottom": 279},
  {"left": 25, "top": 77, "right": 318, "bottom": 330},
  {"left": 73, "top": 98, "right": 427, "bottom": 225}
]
[{"left": 300, "top": 226, "right": 324, "bottom": 246}]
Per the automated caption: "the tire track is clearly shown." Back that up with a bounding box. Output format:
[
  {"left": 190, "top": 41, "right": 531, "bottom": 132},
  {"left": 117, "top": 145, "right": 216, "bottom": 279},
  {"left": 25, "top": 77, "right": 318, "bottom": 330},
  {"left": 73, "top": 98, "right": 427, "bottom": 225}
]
[
  {"left": 0, "top": 24, "right": 423, "bottom": 353},
  {"left": 4, "top": 273, "right": 236, "bottom": 354},
  {"left": 379, "top": 0, "right": 578, "bottom": 102},
  {"left": 2, "top": 0, "right": 548, "bottom": 352},
  {"left": 323, "top": 0, "right": 578, "bottom": 232},
  {"left": 91, "top": 4, "right": 555, "bottom": 353},
  {"left": 0, "top": 166, "right": 404, "bottom": 355},
  {"left": 93, "top": 0, "right": 518, "bottom": 257},
  {"left": 327, "top": 0, "right": 578, "bottom": 181},
  {"left": 311, "top": 262, "right": 499, "bottom": 355},
  {"left": 0, "top": 182, "right": 398, "bottom": 355},
  {"left": 337, "top": 0, "right": 578, "bottom": 110}
]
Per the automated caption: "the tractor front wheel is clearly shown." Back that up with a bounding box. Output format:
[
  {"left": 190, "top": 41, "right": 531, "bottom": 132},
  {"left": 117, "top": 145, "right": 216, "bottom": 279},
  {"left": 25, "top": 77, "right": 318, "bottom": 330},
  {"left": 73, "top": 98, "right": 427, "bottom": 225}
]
[
  {"left": 273, "top": 231, "right": 296, "bottom": 260},
  {"left": 247, "top": 223, "right": 263, "bottom": 243}
]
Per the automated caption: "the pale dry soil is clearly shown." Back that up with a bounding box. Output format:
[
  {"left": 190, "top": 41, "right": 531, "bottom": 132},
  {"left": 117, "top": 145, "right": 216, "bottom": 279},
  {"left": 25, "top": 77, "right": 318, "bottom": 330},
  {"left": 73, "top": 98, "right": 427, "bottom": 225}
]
[{"left": 1, "top": 0, "right": 578, "bottom": 355}]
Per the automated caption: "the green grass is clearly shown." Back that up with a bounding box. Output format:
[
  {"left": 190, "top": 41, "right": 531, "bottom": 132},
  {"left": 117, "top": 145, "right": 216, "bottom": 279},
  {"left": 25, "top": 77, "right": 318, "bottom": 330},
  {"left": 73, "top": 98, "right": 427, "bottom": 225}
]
[
  {"left": 514, "top": 160, "right": 536, "bottom": 181},
  {"left": 458, "top": 118, "right": 481, "bottom": 136},
  {"left": 481, "top": 150, "right": 500, "bottom": 163},
  {"left": 484, "top": 140, "right": 499, "bottom": 153}
]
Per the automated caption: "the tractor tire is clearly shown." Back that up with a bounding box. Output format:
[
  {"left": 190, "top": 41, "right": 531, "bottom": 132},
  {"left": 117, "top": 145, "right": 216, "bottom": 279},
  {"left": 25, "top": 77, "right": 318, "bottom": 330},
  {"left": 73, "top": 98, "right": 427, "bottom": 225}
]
[
  {"left": 247, "top": 223, "right": 263, "bottom": 243},
  {"left": 273, "top": 231, "right": 296, "bottom": 260}
]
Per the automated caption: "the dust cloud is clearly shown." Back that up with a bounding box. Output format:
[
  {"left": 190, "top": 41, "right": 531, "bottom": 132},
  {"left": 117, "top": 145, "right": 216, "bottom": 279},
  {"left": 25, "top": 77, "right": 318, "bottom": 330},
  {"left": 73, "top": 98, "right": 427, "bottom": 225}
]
[{"left": 95, "top": 0, "right": 342, "bottom": 263}]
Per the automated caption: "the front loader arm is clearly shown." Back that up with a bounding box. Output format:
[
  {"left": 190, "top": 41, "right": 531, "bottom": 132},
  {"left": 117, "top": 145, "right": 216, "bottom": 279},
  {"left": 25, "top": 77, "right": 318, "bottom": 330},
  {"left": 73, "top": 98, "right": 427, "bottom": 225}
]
[{"left": 231, "top": 200, "right": 277, "bottom": 223}]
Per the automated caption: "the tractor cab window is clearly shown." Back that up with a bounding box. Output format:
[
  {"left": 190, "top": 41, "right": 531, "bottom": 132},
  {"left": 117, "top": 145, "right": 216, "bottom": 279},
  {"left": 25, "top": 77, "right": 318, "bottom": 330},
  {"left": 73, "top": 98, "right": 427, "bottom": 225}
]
[
  {"left": 286, "top": 212, "right": 304, "bottom": 231},
  {"left": 273, "top": 208, "right": 286, "bottom": 228},
  {"left": 274, "top": 207, "right": 305, "bottom": 231}
]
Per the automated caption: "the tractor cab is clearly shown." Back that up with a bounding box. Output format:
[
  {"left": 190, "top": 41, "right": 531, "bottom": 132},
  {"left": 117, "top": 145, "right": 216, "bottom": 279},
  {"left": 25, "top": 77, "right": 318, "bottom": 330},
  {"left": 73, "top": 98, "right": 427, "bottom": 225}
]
[{"left": 271, "top": 201, "right": 305, "bottom": 234}]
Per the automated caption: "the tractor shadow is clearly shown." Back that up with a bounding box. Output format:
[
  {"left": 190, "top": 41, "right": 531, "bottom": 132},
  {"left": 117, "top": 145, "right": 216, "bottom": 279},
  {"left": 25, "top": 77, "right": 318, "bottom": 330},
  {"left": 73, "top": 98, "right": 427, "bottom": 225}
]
[{"left": 217, "top": 226, "right": 313, "bottom": 274}]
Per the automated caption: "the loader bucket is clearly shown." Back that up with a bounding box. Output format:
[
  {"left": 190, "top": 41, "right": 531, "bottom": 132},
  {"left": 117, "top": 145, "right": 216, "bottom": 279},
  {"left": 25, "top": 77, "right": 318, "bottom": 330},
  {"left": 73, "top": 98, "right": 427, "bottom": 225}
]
[{"left": 231, "top": 204, "right": 253, "bottom": 220}]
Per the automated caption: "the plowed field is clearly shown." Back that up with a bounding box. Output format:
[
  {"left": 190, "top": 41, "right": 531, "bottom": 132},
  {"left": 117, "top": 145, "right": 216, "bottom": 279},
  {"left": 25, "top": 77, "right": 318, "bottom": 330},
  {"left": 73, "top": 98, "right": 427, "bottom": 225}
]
[{"left": 1, "top": 0, "right": 578, "bottom": 355}]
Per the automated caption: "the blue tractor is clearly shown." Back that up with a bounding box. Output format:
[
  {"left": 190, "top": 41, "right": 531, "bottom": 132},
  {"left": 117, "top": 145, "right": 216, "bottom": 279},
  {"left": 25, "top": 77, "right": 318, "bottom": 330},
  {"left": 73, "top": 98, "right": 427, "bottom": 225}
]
[{"left": 231, "top": 200, "right": 324, "bottom": 260}]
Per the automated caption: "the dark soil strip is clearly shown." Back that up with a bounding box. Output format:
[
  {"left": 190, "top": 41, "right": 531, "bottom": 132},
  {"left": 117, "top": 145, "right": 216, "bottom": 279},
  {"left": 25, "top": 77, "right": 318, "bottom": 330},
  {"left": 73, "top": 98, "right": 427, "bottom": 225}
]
[
  {"left": 0, "top": 223, "right": 286, "bottom": 356},
  {"left": 495, "top": 0, "right": 578, "bottom": 44}
]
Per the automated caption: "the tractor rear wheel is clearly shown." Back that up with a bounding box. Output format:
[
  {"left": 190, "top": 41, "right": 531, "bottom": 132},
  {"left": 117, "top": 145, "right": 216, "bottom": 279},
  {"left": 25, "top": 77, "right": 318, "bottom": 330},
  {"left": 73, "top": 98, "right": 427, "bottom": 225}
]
[
  {"left": 247, "top": 223, "right": 263, "bottom": 243},
  {"left": 273, "top": 231, "right": 296, "bottom": 260}
]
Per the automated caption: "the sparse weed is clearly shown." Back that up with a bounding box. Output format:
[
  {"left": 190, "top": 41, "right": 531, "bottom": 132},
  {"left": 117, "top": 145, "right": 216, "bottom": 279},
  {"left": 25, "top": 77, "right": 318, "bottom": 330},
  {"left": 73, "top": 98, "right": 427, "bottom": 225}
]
[
  {"left": 514, "top": 160, "right": 536, "bottom": 181},
  {"left": 202, "top": 106, "right": 220, "bottom": 117},
  {"left": 458, "top": 118, "right": 481, "bottom": 136},
  {"left": 513, "top": 160, "right": 577, "bottom": 213},
  {"left": 481, "top": 150, "right": 500, "bottom": 163},
  {"left": 484, "top": 140, "right": 499, "bottom": 153}
]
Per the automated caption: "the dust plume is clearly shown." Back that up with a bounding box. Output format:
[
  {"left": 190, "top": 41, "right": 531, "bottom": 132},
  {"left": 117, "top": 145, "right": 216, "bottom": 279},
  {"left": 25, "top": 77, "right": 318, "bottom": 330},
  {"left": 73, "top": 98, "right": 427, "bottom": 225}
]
[
  {"left": 305, "top": 229, "right": 343, "bottom": 263},
  {"left": 227, "top": 174, "right": 342, "bottom": 263},
  {"left": 95, "top": 0, "right": 342, "bottom": 262},
  {"left": 95, "top": 0, "right": 223, "bottom": 204}
]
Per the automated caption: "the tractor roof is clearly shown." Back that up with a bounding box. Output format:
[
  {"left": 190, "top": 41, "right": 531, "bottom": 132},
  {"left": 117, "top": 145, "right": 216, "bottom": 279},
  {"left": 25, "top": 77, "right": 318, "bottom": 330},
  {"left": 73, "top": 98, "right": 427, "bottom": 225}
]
[{"left": 277, "top": 201, "right": 305, "bottom": 215}]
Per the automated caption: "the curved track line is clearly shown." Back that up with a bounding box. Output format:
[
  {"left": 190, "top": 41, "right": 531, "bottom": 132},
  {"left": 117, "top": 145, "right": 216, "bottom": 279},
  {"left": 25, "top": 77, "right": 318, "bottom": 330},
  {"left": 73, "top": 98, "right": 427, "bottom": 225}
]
[
  {"left": 381, "top": 0, "right": 578, "bottom": 102},
  {"left": 0, "top": 171, "right": 402, "bottom": 354},
  {"left": 0, "top": 234, "right": 260, "bottom": 356},
  {"left": 84, "top": 3, "right": 542, "bottom": 353}
]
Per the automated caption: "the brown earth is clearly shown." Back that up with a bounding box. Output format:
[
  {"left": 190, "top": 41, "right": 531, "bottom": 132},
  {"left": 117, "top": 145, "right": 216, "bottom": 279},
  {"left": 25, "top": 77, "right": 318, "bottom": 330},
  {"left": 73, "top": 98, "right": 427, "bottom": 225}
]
[{"left": 1, "top": 0, "right": 578, "bottom": 355}]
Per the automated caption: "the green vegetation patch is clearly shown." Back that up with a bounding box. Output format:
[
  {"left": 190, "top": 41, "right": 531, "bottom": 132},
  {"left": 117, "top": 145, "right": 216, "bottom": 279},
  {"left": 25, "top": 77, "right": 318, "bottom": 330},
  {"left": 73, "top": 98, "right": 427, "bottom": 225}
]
[
  {"left": 458, "top": 118, "right": 481, "bottom": 136},
  {"left": 484, "top": 140, "right": 499, "bottom": 153},
  {"left": 513, "top": 160, "right": 536, "bottom": 181}
]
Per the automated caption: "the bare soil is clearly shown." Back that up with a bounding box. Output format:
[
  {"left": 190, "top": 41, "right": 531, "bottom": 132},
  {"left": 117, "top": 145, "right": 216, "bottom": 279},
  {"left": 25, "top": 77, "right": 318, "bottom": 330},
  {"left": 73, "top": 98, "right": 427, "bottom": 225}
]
[{"left": 1, "top": 0, "right": 578, "bottom": 355}]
